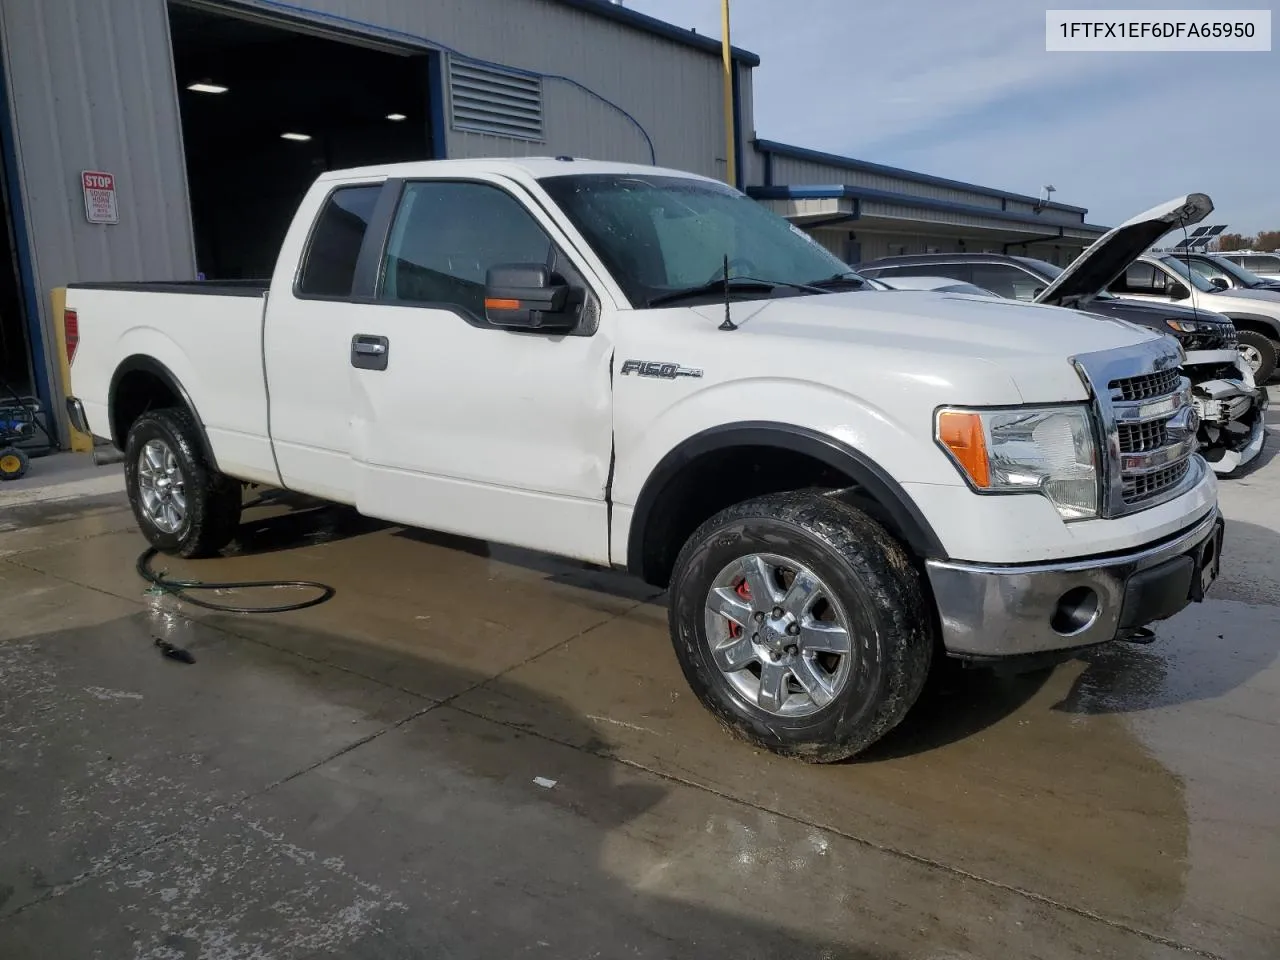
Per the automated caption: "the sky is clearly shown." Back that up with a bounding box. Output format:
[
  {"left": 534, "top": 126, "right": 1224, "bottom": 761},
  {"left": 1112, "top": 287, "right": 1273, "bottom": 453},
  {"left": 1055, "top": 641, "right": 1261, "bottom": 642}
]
[{"left": 626, "top": 0, "right": 1279, "bottom": 232}]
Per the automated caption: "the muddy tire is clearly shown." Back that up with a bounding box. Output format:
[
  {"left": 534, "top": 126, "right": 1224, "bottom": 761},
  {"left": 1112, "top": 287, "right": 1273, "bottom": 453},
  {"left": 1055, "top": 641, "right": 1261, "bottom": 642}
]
[
  {"left": 124, "top": 408, "right": 241, "bottom": 558},
  {"left": 1236, "top": 329, "right": 1277, "bottom": 384},
  {"left": 667, "top": 491, "right": 934, "bottom": 763}
]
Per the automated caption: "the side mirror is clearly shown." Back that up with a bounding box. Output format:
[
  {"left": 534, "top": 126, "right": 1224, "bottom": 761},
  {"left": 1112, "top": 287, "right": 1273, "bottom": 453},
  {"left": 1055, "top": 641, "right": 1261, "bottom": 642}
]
[
  {"left": 1209, "top": 276, "right": 1229, "bottom": 290},
  {"left": 1167, "top": 282, "right": 1190, "bottom": 301},
  {"left": 484, "top": 264, "right": 574, "bottom": 331}
]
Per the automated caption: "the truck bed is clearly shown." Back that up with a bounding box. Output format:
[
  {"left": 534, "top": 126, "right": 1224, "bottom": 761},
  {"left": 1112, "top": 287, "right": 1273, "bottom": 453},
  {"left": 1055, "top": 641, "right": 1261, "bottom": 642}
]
[{"left": 67, "top": 282, "right": 279, "bottom": 486}]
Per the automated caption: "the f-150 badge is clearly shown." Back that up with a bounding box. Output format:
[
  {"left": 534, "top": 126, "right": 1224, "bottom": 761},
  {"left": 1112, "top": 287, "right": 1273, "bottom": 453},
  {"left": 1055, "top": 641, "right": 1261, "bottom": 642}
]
[{"left": 619, "top": 360, "right": 703, "bottom": 380}]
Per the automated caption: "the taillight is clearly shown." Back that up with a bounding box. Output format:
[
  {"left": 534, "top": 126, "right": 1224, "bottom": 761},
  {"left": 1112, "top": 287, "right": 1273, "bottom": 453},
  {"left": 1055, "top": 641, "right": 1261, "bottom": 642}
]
[{"left": 64, "top": 309, "right": 78, "bottom": 366}]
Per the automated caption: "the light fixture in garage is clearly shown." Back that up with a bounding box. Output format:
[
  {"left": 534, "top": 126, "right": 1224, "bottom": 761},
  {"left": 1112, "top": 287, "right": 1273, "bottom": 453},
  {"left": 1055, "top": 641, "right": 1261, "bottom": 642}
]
[
  {"left": 280, "top": 132, "right": 312, "bottom": 142},
  {"left": 186, "top": 81, "right": 228, "bottom": 94},
  {"left": 386, "top": 113, "right": 407, "bottom": 122}
]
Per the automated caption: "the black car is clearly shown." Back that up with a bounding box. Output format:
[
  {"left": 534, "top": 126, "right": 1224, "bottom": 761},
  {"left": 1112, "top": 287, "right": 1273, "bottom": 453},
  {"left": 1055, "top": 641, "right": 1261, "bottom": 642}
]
[{"left": 853, "top": 252, "right": 1239, "bottom": 353}]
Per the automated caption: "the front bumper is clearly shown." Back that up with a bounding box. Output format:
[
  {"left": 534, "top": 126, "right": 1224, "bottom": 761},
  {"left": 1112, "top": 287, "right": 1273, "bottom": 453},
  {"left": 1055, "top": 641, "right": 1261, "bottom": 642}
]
[
  {"left": 926, "top": 507, "right": 1223, "bottom": 658},
  {"left": 1192, "top": 377, "right": 1268, "bottom": 475}
]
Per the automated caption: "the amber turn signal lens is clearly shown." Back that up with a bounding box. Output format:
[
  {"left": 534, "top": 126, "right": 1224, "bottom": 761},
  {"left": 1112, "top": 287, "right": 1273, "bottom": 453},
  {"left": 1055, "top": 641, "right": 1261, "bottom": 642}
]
[
  {"left": 484, "top": 298, "right": 521, "bottom": 310},
  {"left": 937, "top": 410, "right": 991, "bottom": 488}
]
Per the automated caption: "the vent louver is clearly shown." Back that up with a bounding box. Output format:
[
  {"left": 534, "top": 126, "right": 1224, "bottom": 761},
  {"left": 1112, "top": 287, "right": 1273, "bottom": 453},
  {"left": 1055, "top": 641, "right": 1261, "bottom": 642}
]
[{"left": 449, "top": 60, "right": 544, "bottom": 141}]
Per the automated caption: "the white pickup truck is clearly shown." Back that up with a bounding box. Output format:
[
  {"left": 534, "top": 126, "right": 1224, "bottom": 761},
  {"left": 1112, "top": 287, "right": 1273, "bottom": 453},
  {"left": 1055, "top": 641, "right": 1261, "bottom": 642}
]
[{"left": 65, "top": 158, "right": 1223, "bottom": 762}]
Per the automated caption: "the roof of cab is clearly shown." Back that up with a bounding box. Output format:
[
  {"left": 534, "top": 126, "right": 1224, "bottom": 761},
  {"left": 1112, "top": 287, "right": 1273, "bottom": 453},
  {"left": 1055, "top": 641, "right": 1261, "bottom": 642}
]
[{"left": 317, "top": 156, "right": 720, "bottom": 185}]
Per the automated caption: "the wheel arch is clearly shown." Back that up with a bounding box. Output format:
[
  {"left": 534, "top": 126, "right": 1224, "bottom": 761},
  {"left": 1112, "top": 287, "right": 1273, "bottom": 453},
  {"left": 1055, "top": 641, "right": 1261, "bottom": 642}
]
[
  {"left": 108, "top": 355, "right": 219, "bottom": 470},
  {"left": 1222, "top": 312, "right": 1280, "bottom": 338},
  {"left": 625, "top": 422, "right": 946, "bottom": 587}
]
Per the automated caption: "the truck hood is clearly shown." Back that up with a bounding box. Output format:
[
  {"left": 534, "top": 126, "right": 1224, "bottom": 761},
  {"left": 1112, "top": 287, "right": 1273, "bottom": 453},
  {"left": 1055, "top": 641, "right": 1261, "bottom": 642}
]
[
  {"left": 1205, "top": 285, "right": 1280, "bottom": 308},
  {"left": 1036, "top": 193, "right": 1214, "bottom": 306},
  {"left": 691, "top": 289, "right": 1162, "bottom": 402}
]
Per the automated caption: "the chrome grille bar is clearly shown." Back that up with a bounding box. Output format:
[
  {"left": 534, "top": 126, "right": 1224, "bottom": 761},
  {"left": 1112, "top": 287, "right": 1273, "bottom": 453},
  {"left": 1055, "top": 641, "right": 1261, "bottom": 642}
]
[{"left": 1073, "top": 339, "right": 1204, "bottom": 518}]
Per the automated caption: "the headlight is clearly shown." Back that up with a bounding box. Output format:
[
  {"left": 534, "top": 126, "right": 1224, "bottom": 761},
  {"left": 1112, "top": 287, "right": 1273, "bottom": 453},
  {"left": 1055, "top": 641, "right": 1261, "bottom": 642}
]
[
  {"left": 1165, "top": 318, "right": 1224, "bottom": 334},
  {"left": 936, "top": 405, "right": 1099, "bottom": 520}
]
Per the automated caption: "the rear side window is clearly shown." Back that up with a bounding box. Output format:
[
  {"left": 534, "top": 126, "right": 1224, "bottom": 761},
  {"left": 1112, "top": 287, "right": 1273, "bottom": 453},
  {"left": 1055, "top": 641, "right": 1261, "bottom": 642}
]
[{"left": 297, "top": 184, "right": 382, "bottom": 297}]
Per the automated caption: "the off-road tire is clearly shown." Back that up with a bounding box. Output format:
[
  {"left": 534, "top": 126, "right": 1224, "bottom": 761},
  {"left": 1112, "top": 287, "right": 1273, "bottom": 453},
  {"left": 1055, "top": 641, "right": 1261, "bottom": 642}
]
[
  {"left": 1236, "top": 329, "right": 1277, "bottom": 384},
  {"left": 667, "top": 491, "right": 934, "bottom": 763},
  {"left": 124, "top": 408, "right": 241, "bottom": 558}
]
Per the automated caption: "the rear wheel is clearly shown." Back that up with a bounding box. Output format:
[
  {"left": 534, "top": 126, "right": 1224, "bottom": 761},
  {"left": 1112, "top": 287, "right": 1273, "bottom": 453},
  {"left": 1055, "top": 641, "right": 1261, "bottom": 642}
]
[
  {"left": 124, "top": 409, "right": 241, "bottom": 558},
  {"left": 667, "top": 491, "right": 934, "bottom": 763},
  {"left": 1236, "top": 329, "right": 1277, "bottom": 384}
]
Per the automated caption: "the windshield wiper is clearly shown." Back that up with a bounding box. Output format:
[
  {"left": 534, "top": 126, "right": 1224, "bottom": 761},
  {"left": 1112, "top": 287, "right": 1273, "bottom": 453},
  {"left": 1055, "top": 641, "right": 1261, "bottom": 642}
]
[
  {"left": 805, "top": 273, "right": 866, "bottom": 290},
  {"left": 647, "top": 279, "right": 773, "bottom": 308},
  {"left": 646, "top": 276, "right": 828, "bottom": 308}
]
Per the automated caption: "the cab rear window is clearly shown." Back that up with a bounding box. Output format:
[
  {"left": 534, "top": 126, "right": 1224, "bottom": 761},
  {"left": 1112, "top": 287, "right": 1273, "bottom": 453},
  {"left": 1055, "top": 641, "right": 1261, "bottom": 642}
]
[{"left": 297, "top": 185, "right": 382, "bottom": 298}]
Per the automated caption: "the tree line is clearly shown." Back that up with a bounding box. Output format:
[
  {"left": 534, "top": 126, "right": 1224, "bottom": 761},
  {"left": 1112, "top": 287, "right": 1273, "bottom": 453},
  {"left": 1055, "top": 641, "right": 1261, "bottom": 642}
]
[{"left": 1216, "top": 232, "right": 1280, "bottom": 252}]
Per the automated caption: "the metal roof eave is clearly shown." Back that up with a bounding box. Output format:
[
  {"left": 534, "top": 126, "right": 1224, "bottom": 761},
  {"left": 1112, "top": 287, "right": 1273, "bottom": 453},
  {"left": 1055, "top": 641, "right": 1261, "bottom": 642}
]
[
  {"left": 552, "top": 0, "right": 761, "bottom": 65},
  {"left": 748, "top": 185, "right": 1106, "bottom": 234},
  {"left": 753, "top": 140, "right": 1088, "bottom": 216}
]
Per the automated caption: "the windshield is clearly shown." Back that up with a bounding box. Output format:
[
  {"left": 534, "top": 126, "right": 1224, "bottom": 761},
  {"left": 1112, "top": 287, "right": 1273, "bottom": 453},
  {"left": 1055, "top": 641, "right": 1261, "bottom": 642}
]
[
  {"left": 1159, "top": 255, "right": 1217, "bottom": 292},
  {"left": 538, "top": 173, "right": 860, "bottom": 307}
]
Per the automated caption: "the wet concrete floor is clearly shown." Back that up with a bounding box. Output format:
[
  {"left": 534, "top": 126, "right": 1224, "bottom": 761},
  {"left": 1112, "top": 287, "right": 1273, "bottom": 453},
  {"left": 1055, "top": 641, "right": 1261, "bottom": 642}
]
[{"left": 1, "top": 455, "right": 1278, "bottom": 959}]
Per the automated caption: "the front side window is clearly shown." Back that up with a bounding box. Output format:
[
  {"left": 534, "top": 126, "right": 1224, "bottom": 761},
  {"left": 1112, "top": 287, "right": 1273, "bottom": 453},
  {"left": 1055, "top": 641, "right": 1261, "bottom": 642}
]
[
  {"left": 1159, "top": 256, "right": 1216, "bottom": 292},
  {"left": 1207, "top": 255, "right": 1265, "bottom": 285},
  {"left": 1178, "top": 257, "right": 1229, "bottom": 284},
  {"left": 538, "top": 173, "right": 857, "bottom": 307},
  {"left": 380, "top": 181, "right": 553, "bottom": 316},
  {"left": 297, "top": 184, "right": 382, "bottom": 297}
]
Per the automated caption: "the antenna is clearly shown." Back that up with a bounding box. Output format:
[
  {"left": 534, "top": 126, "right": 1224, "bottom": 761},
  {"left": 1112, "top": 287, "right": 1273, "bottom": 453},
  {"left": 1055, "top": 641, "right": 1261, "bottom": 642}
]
[
  {"left": 1033, "top": 184, "right": 1057, "bottom": 214},
  {"left": 718, "top": 253, "right": 738, "bottom": 331}
]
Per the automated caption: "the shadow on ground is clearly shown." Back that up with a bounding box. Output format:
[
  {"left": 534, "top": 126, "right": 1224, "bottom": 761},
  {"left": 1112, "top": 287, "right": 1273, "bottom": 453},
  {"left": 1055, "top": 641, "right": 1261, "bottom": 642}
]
[{"left": 0, "top": 608, "right": 899, "bottom": 959}]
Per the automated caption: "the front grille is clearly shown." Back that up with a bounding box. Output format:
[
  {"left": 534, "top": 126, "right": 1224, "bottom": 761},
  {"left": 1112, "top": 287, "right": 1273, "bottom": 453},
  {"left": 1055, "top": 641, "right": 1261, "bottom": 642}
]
[
  {"left": 1118, "top": 420, "right": 1168, "bottom": 453},
  {"left": 1110, "top": 369, "right": 1181, "bottom": 401},
  {"left": 1076, "top": 341, "right": 1199, "bottom": 517},
  {"left": 1123, "top": 461, "right": 1191, "bottom": 504},
  {"left": 1182, "top": 331, "right": 1232, "bottom": 351}
]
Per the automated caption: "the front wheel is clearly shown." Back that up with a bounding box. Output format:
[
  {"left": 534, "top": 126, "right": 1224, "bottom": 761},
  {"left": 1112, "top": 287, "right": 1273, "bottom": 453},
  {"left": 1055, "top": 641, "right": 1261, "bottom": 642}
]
[
  {"left": 124, "top": 409, "right": 242, "bottom": 558},
  {"left": 667, "top": 492, "right": 934, "bottom": 763},
  {"left": 1236, "top": 330, "right": 1277, "bottom": 384}
]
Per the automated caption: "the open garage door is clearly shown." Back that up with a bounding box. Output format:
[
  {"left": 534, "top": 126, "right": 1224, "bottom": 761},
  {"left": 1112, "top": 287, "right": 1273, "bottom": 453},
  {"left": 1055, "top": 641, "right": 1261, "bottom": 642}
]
[{"left": 168, "top": 2, "right": 433, "bottom": 280}]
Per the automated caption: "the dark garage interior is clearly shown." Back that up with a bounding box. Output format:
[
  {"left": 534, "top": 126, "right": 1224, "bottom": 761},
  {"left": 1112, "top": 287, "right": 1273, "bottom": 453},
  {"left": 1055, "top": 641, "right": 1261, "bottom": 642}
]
[
  {"left": 168, "top": 3, "right": 432, "bottom": 280},
  {"left": 0, "top": 133, "right": 33, "bottom": 401}
]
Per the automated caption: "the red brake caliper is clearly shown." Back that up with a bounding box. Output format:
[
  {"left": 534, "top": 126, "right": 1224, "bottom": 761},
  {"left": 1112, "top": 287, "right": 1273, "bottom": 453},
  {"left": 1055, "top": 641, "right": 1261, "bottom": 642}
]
[{"left": 727, "top": 579, "right": 752, "bottom": 638}]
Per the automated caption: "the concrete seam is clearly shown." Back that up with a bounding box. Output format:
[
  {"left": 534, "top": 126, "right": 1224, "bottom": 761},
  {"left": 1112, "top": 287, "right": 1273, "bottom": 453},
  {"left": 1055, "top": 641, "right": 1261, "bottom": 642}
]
[{"left": 444, "top": 707, "right": 1227, "bottom": 960}]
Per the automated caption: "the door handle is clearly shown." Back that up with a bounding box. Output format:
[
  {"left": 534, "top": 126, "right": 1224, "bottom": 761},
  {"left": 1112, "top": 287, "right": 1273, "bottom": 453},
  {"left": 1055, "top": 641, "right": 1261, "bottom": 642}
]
[{"left": 351, "top": 334, "right": 389, "bottom": 371}]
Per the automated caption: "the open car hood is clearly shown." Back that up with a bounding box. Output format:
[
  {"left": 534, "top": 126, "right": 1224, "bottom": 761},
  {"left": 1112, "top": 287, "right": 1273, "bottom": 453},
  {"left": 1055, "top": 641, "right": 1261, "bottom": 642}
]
[{"left": 1036, "top": 193, "right": 1213, "bottom": 306}]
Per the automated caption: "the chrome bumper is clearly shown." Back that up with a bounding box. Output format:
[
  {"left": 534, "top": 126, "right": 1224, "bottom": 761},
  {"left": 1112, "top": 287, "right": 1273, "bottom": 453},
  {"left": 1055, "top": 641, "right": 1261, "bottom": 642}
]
[{"left": 925, "top": 508, "right": 1223, "bottom": 658}]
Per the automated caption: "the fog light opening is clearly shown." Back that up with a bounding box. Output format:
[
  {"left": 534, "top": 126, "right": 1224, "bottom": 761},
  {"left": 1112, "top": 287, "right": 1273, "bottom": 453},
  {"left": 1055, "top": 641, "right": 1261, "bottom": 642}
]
[{"left": 1050, "top": 586, "right": 1100, "bottom": 636}]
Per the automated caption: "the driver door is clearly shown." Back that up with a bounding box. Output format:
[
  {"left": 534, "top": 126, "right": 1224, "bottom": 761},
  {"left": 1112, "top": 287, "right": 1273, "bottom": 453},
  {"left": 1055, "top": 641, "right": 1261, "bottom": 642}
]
[{"left": 345, "top": 177, "right": 615, "bottom": 564}]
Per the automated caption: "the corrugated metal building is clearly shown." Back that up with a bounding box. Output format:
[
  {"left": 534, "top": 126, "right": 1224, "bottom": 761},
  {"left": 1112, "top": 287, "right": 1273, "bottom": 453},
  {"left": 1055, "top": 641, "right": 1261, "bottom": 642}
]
[{"left": 0, "top": 0, "right": 1105, "bottom": 447}]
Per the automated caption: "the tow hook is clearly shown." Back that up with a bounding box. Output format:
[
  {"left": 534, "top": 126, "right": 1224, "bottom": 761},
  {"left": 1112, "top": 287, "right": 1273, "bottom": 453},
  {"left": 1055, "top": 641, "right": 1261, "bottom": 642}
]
[{"left": 1120, "top": 627, "right": 1157, "bottom": 645}]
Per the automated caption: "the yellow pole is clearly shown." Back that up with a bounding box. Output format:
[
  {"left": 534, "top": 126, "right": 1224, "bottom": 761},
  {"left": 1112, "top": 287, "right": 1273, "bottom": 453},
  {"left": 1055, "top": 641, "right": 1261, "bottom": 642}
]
[{"left": 721, "top": 0, "right": 736, "bottom": 187}]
